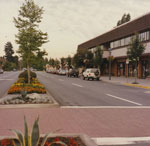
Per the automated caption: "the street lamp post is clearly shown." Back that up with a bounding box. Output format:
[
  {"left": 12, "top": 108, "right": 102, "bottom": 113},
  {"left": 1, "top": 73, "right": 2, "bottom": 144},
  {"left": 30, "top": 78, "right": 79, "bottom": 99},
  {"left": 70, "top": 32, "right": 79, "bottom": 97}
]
[
  {"left": 126, "top": 59, "right": 129, "bottom": 83},
  {"left": 108, "top": 48, "right": 112, "bottom": 80}
]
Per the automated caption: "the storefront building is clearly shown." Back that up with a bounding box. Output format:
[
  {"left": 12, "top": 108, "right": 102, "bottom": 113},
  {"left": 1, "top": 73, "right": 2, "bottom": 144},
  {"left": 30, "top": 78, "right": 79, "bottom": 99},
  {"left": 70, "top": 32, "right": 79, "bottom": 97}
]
[{"left": 78, "top": 13, "right": 150, "bottom": 78}]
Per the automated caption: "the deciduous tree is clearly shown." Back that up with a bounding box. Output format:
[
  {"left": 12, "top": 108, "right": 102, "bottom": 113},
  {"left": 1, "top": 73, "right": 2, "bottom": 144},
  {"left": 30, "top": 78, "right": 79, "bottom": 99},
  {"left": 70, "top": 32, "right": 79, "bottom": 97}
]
[
  {"left": 93, "top": 46, "right": 103, "bottom": 70},
  {"left": 14, "top": 0, "right": 48, "bottom": 83},
  {"left": 127, "top": 34, "right": 145, "bottom": 83}
]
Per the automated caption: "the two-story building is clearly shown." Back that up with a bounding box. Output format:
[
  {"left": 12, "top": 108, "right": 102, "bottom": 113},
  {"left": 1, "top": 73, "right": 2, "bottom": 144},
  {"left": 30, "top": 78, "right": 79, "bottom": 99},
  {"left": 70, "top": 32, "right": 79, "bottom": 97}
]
[{"left": 78, "top": 13, "right": 150, "bottom": 78}]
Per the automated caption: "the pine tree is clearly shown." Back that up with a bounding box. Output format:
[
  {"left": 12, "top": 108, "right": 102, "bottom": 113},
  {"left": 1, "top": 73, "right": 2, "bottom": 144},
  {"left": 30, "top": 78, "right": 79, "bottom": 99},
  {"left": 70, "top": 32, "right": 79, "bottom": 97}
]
[
  {"left": 4, "top": 42, "right": 14, "bottom": 62},
  {"left": 117, "top": 13, "right": 131, "bottom": 26}
]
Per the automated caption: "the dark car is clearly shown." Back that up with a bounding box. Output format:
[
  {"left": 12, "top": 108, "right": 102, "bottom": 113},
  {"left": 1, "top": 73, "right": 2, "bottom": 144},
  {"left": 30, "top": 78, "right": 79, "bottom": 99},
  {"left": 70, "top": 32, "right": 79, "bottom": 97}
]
[{"left": 67, "top": 69, "right": 79, "bottom": 77}]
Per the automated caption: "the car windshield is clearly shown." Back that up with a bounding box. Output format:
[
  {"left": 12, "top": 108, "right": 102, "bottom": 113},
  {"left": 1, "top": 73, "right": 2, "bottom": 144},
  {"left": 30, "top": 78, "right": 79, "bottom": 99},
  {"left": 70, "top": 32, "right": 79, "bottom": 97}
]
[{"left": 91, "top": 69, "right": 99, "bottom": 73}]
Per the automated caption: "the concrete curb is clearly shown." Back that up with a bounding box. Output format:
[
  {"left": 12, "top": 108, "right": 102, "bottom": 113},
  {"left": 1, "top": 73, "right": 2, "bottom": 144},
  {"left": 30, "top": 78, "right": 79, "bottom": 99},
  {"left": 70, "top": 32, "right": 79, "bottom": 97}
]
[
  {"left": 124, "top": 83, "right": 150, "bottom": 89},
  {"left": 0, "top": 134, "right": 98, "bottom": 146},
  {"left": 101, "top": 79, "right": 150, "bottom": 90},
  {"left": 46, "top": 90, "right": 59, "bottom": 106},
  {"left": 0, "top": 103, "right": 59, "bottom": 109},
  {"left": 92, "top": 137, "right": 150, "bottom": 145},
  {"left": 0, "top": 91, "right": 59, "bottom": 109}
]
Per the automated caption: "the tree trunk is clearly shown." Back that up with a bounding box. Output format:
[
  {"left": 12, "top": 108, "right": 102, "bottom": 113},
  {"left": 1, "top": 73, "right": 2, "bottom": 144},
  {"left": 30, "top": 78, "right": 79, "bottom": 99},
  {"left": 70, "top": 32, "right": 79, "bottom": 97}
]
[{"left": 27, "top": 60, "right": 31, "bottom": 84}]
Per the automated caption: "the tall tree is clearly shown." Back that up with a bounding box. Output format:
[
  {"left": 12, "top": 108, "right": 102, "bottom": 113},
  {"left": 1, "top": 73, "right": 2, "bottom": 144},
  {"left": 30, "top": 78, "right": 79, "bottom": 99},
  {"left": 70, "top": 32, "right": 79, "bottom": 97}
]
[
  {"left": 127, "top": 34, "right": 145, "bottom": 83},
  {"left": 32, "top": 50, "right": 47, "bottom": 70},
  {"left": 49, "top": 58, "right": 55, "bottom": 67},
  {"left": 117, "top": 13, "right": 131, "bottom": 26},
  {"left": 66, "top": 56, "right": 72, "bottom": 68},
  {"left": 60, "top": 57, "right": 65, "bottom": 67},
  {"left": 4, "top": 42, "right": 14, "bottom": 62},
  {"left": 73, "top": 49, "right": 87, "bottom": 68},
  {"left": 0, "top": 57, "right": 3, "bottom": 69},
  {"left": 14, "top": 0, "right": 48, "bottom": 83},
  {"left": 93, "top": 46, "right": 103, "bottom": 70}
]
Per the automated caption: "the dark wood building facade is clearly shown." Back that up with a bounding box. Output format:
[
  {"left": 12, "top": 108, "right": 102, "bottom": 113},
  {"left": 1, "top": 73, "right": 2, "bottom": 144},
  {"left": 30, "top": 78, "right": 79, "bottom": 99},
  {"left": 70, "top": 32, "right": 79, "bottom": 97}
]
[{"left": 78, "top": 13, "right": 150, "bottom": 78}]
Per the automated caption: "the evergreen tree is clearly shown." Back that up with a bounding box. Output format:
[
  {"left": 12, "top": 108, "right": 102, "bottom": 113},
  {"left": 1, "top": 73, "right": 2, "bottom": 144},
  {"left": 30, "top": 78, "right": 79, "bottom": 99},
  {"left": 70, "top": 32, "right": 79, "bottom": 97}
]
[
  {"left": 14, "top": 0, "right": 48, "bottom": 83},
  {"left": 4, "top": 42, "right": 14, "bottom": 62},
  {"left": 117, "top": 13, "right": 131, "bottom": 26}
]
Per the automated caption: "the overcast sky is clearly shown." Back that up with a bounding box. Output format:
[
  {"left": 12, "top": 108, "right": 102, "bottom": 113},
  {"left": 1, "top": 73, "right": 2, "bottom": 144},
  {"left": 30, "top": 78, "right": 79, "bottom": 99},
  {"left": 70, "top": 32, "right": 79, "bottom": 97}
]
[{"left": 0, "top": 0, "right": 150, "bottom": 59}]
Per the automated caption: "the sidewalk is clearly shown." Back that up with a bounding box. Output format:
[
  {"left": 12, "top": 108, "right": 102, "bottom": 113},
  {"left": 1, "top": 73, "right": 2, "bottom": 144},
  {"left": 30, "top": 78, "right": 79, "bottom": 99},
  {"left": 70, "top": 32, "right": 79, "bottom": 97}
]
[
  {"left": 101, "top": 76, "right": 150, "bottom": 89},
  {"left": 1, "top": 107, "right": 150, "bottom": 138}
]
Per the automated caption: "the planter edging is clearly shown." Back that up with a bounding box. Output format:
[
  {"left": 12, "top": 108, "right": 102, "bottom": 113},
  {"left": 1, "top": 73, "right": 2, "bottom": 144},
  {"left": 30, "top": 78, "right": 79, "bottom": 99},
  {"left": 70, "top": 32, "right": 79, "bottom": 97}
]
[{"left": 0, "top": 133, "right": 98, "bottom": 146}]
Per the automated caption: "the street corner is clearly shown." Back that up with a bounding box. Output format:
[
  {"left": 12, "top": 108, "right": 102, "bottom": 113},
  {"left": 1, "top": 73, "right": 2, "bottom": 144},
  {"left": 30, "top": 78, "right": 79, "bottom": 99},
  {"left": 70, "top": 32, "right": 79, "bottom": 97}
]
[{"left": 123, "top": 83, "right": 150, "bottom": 89}]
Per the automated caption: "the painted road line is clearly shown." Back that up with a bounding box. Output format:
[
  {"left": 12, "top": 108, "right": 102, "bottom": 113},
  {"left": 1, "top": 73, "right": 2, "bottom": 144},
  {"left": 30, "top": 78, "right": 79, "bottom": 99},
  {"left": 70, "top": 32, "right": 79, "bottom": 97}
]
[
  {"left": 0, "top": 79, "right": 14, "bottom": 81},
  {"left": 144, "top": 91, "right": 150, "bottom": 94},
  {"left": 61, "top": 106, "right": 150, "bottom": 108},
  {"left": 106, "top": 94, "right": 142, "bottom": 106},
  {"left": 72, "top": 83, "right": 83, "bottom": 88},
  {"left": 59, "top": 79, "right": 64, "bottom": 81},
  {"left": 92, "top": 137, "right": 150, "bottom": 145}
]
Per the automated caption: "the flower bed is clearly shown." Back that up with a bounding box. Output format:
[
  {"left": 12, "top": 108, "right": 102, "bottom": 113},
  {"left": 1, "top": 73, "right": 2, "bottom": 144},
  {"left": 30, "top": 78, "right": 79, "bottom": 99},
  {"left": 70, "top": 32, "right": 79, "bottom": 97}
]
[
  {"left": 0, "top": 117, "right": 97, "bottom": 146},
  {"left": 0, "top": 137, "right": 86, "bottom": 146},
  {"left": 8, "top": 78, "right": 46, "bottom": 94}
]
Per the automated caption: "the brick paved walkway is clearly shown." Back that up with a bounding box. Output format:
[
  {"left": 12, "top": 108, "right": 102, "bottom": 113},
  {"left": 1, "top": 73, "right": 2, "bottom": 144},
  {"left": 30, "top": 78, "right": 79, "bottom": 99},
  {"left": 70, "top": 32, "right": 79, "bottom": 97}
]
[{"left": 0, "top": 107, "right": 150, "bottom": 138}]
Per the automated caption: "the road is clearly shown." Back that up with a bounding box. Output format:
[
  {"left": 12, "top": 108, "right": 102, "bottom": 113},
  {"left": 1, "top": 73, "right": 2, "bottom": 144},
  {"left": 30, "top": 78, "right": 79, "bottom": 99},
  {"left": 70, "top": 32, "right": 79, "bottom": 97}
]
[
  {"left": 0, "top": 71, "right": 19, "bottom": 98},
  {"left": 37, "top": 71, "right": 150, "bottom": 106}
]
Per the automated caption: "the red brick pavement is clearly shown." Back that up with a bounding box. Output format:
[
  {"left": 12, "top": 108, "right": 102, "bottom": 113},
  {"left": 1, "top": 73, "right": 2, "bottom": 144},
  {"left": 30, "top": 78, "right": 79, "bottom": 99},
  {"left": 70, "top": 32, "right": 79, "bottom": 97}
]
[{"left": 0, "top": 107, "right": 150, "bottom": 138}]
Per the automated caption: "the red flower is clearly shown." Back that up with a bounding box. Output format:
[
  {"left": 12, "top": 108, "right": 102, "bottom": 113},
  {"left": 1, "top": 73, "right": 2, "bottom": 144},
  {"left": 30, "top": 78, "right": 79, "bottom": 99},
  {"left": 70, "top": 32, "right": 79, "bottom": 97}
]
[
  {"left": 0, "top": 139, "right": 11, "bottom": 146},
  {"left": 69, "top": 138, "right": 78, "bottom": 146},
  {"left": 54, "top": 137, "right": 60, "bottom": 142}
]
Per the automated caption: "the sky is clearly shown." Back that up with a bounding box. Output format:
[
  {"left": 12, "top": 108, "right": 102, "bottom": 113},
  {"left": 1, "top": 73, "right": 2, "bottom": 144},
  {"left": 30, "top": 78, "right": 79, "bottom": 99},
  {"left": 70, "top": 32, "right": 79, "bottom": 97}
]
[{"left": 0, "top": 0, "right": 150, "bottom": 59}]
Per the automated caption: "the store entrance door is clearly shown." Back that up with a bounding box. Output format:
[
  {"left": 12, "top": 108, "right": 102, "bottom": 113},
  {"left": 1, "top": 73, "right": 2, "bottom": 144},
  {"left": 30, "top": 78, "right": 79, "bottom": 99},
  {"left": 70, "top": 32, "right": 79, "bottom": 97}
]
[{"left": 118, "top": 62, "right": 125, "bottom": 76}]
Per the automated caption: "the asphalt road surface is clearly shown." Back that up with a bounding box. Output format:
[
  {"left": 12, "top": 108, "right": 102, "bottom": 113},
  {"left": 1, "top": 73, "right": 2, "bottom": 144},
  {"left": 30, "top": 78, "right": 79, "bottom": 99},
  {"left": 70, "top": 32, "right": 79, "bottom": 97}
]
[
  {"left": 0, "top": 71, "right": 19, "bottom": 98},
  {"left": 37, "top": 71, "right": 150, "bottom": 106}
]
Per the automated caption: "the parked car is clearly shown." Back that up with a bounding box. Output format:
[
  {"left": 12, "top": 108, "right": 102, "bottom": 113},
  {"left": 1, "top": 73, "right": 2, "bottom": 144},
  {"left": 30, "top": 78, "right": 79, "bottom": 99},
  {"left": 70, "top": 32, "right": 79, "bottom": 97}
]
[
  {"left": 0, "top": 69, "right": 4, "bottom": 74},
  {"left": 67, "top": 68, "right": 79, "bottom": 77},
  {"left": 58, "top": 69, "right": 66, "bottom": 75},
  {"left": 82, "top": 68, "right": 100, "bottom": 80}
]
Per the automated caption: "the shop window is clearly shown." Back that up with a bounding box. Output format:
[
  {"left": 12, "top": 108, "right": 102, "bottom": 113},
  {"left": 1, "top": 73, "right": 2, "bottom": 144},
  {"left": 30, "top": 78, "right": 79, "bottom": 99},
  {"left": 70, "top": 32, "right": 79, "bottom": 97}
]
[
  {"left": 121, "top": 39, "right": 125, "bottom": 46},
  {"left": 142, "top": 60, "right": 150, "bottom": 78},
  {"left": 139, "top": 32, "right": 146, "bottom": 41},
  {"left": 125, "top": 37, "right": 131, "bottom": 45},
  {"left": 110, "top": 42, "right": 114, "bottom": 48},
  {"left": 146, "top": 31, "right": 150, "bottom": 40}
]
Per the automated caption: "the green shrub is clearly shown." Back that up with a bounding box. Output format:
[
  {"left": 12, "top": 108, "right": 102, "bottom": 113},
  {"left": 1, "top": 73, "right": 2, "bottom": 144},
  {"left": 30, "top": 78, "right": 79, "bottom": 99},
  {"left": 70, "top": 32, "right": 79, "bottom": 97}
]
[{"left": 19, "top": 70, "right": 37, "bottom": 83}]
